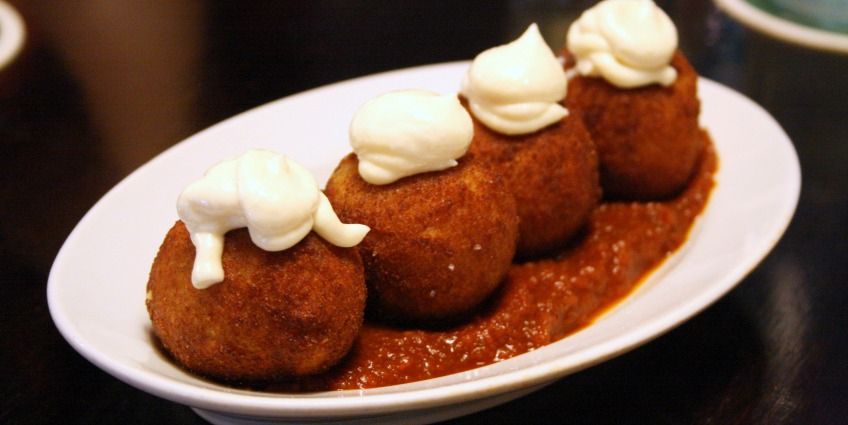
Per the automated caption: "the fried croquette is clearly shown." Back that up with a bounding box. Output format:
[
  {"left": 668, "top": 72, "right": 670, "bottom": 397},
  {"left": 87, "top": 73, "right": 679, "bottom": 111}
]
[
  {"left": 565, "top": 51, "right": 703, "bottom": 200},
  {"left": 325, "top": 154, "right": 519, "bottom": 322},
  {"left": 466, "top": 108, "right": 601, "bottom": 258},
  {"left": 146, "top": 222, "right": 365, "bottom": 381}
]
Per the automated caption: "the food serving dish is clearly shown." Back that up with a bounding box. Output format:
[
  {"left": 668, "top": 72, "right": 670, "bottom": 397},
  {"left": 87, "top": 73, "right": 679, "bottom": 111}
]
[
  {"left": 715, "top": 0, "right": 848, "bottom": 54},
  {"left": 48, "top": 61, "right": 800, "bottom": 424}
]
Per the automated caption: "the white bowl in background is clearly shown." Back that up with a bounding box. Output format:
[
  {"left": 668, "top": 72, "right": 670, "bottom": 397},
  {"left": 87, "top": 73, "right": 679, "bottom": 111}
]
[{"left": 715, "top": 0, "right": 848, "bottom": 54}]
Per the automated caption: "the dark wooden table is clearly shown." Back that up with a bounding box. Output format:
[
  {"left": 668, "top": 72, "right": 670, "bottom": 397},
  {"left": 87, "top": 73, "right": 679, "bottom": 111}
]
[{"left": 2, "top": 1, "right": 845, "bottom": 423}]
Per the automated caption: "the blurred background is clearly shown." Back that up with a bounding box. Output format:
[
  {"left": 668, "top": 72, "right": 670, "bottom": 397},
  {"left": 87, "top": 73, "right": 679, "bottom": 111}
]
[{"left": 1, "top": 0, "right": 845, "bottom": 423}]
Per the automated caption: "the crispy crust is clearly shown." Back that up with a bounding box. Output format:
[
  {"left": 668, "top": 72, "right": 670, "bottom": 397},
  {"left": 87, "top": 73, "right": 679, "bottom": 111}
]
[
  {"left": 465, "top": 106, "right": 601, "bottom": 258},
  {"left": 564, "top": 51, "right": 702, "bottom": 200},
  {"left": 146, "top": 222, "right": 365, "bottom": 381},
  {"left": 325, "top": 154, "right": 519, "bottom": 322}
]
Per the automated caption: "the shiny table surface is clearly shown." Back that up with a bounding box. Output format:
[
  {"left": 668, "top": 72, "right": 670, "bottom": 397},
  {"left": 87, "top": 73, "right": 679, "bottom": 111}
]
[{"left": 2, "top": 1, "right": 846, "bottom": 423}]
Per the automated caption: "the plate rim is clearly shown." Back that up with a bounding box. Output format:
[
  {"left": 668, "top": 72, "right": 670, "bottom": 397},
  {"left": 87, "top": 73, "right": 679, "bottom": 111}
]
[{"left": 47, "top": 62, "right": 801, "bottom": 419}]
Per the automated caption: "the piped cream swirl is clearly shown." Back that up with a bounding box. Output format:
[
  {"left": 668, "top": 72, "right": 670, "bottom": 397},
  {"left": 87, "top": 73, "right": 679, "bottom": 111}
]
[
  {"left": 350, "top": 90, "right": 473, "bottom": 185},
  {"left": 177, "top": 149, "right": 369, "bottom": 288},
  {"left": 460, "top": 23, "right": 568, "bottom": 135},
  {"left": 567, "top": 0, "right": 678, "bottom": 88}
]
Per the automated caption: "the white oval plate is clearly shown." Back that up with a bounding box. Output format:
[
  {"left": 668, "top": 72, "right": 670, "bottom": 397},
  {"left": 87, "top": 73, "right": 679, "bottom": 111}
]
[
  {"left": 715, "top": 0, "right": 848, "bottom": 54},
  {"left": 48, "top": 62, "right": 800, "bottom": 424}
]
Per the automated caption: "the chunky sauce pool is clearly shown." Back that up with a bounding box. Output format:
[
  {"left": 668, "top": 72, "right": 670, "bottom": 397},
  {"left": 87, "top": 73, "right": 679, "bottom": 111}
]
[{"left": 258, "top": 133, "right": 717, "bottom": 391}]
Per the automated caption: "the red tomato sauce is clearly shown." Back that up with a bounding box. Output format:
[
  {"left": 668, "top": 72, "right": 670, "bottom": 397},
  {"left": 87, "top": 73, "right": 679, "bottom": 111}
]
[{"left": 259, "top": 132, "right": 717, "bottom": 391}]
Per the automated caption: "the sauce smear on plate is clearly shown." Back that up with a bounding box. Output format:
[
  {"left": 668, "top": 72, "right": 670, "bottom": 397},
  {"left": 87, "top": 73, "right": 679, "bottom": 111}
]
[{"left": 264, "top": 134, "right": 716, "bottom": 391}]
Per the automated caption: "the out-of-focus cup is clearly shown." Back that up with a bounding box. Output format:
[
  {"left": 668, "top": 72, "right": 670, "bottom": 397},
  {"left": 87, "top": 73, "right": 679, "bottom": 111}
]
[
  {"left": 0, "top": 0, "right": 24, "bottom": 70},
  {"left": 0, "top": 0, "right": 26, "bottom": 96},
  {"left": 757, "top": 0, "right": 848, "bottom": 33},
  {"left": 716, "top": 0, "right": 848, "bottom": 54}
]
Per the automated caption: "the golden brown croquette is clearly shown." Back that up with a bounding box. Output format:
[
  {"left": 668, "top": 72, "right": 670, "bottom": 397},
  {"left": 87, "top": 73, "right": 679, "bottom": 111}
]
[
  {"left": 325, "top": 154, "right": 519, "bottom": 322},
  {"left": 564, "top": 51, "right": 703, "bottom": 200},
  {"left": 465, "top": 107, "right": 601, "bottom": 258},
  {"left": 146, "top": 222, "right": 366, "bottom": 381}
]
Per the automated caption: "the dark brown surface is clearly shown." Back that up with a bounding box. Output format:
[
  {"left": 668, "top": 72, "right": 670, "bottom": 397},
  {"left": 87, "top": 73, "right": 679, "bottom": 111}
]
[{"left": 2, "top": 1, "right": 847, "bottom": 424}]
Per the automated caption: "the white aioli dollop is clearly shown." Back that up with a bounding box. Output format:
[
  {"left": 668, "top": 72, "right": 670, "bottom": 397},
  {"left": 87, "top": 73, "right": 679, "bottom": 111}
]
[
  {"left": 567, "top": 0, "right": 678, "bottom": 88},
  {"left": 177, "top": 150, "right": 369, "bottom": 288},
  {"left": 460, "top": 23, "right": 568, "bottom": 136},
  {"left": 350, "top": 90, "right": 473, "bottom": 185}
]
